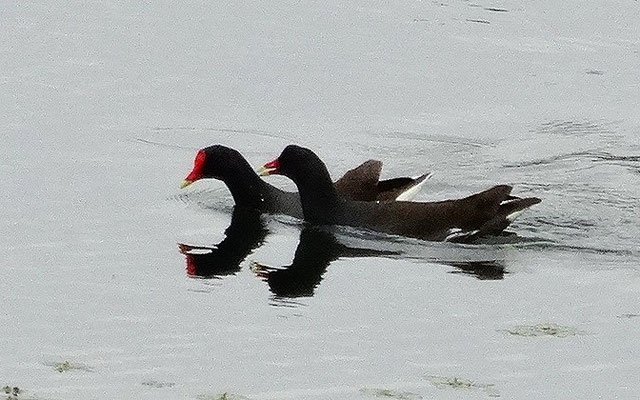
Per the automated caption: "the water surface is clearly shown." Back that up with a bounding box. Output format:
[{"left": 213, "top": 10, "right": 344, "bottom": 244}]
[{"left": 1, "top": 1, "right": 639, "bottom": 399}]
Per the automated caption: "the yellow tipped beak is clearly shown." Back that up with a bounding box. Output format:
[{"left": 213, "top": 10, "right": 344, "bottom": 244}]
[
  {"left": 257, "top": 158, "right": 280, "bottom": 176},
  {"left": 180, "top": 180, "right": 193, "bottom": 189},
  {"left": 256, "top": 166, "right": 273, "bottom": 177}
]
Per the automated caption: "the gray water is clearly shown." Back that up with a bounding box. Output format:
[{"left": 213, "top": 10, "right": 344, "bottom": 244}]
[{"left": 2, "top": 1, "right": 639, "bottom": 399}]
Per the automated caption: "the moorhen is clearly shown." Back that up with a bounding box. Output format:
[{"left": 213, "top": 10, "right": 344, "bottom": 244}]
[
  {"left": 180, "top": 145, "right": 430, "bottom": 218},
  {"left": 259, "top": 145, "right": 542, "bottom": 242}
]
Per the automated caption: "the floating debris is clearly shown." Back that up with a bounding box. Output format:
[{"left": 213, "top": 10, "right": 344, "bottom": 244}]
[
  {"left": 45, "top": 360, "right": 94, "bottom": 373},
  {"left": 427, "top": 375, "right": 500, "bottom": 397},
  {"left": 2, "top": 386, "right": 38, "bottom": 400},
  {"left": 3, "top": 386, "right": 20, "bottom": 400},
  {"left": 141, "top": 380, "right": 176, "bottom": 389},
  {"left": 466, "top": 19, "right": 491, "bottom": 24},
  {"left": 195, "top": 393, "right": 250, "bottom": 400},
  {"left": 3, "top": 387, "right": 19, "bottom": 395},
  {"left": 617, "top": 313, "right": 640, "bottom": 319},
  {"left": 501, "top": 323, "right": 579, "bottom": 337},
  {"left": 359, "top": 387, "right": 423, "bottom": 399}
]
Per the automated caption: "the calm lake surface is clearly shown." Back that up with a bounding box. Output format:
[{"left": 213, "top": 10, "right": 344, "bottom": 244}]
[{"left": 2, "top": 1, "right": 639, "bottom": 399}]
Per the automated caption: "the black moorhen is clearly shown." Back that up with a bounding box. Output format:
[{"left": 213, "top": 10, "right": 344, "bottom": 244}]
[
  {"left": 180, "top": 145, "right": 430, "bottom": 218},
  {"left": 259, "top": 145, "right": 542, "bottom": 242}
]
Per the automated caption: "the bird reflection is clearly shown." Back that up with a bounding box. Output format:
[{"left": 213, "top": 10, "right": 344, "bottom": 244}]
[
  {"left": 180, "top": 206, "right": 511, "bottom": 286},
  {"left": 179, "top": 208, "right": 268, "bottom": 278},
  {"left": 446, "top": 260, "right": 506, "bottom": 280},
  {"left": 253, "top": 226, "right": 399, "bottom": 298}
]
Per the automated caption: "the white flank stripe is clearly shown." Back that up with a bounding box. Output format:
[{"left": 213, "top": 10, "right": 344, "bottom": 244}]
[
  {"left": 506, "top": 209, "right": 526, "bottom": 222},
  {"left": 500, "top": 198, "right": 520, "bottom": 205},
  {"left": 395, "top": 172, "right": 433, "bottom": 201},
  {"left": 445, "top": 228, "right": 479, "bottom": 241}
]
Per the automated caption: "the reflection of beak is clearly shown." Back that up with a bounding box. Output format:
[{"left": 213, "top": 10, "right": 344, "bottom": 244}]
[
  {"left": 250, "top": 261, "right": 272, "bottom": 279},
  {"left": 180, "top": 180, "right": 193, "bottom": 189},
  {"left": 257, "top": 158, "right": 280, "bottom": 176}
]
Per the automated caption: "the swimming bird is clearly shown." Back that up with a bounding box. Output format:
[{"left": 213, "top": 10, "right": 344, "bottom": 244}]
[
  {"left": 258, "top": 145, "right": 541, "bottom": 242},
  {"left": 180, "top": 145, "right": 430, "bottom": 218}
]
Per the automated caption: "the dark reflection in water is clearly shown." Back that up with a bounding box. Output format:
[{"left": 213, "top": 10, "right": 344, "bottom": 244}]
[
  {"left": 254, "top": 227, "right": 399, "bottom": 298},
  {"left": 179, "top": 208, "right": 267, "bottom": 278},
  {"left": 471, "top": 231, "right": 545, "bottom": 245},
  {"left": 179, "top": 208, "right": 531, "bottom": 293},
  {"left": 446, "top": 260, "right": 506, "bottom": 280}
]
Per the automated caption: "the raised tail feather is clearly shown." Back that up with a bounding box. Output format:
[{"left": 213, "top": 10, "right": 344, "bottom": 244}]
[
  {"left": 447, "top": 185, "right": 541, "bottom": 242},
  {"left": 378, "top": 172, "right": 432, "bottom": 201},
  {"left": 477, "top": 186, "right": 541, "bottom": 236}
]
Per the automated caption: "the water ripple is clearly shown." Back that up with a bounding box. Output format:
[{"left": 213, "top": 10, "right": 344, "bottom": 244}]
[
  {"left": 168, "top": 187, "right": 234, "bottom": 212},
  {"left": 504, "top": 150, "right": 640, "bottom": 169},
  {"left": 535, "top": 119, "right": 618, "bottom": 137}
]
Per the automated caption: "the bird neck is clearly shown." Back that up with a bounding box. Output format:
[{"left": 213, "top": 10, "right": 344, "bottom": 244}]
[
  {"left": 295, "top": 169, "right": 342, "bottom": 223},
  {"left": 223, "top": 170, "right": 266, "bottom": 210}
]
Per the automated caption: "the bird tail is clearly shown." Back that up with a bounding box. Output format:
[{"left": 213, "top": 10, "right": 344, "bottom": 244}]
[
  {"left": 393, "top": 172, "right": 433, "bottom": 201},
  {"left": 478, "top": 186, "right": 541, "bottom": 236},
  {"left": 447, "top": 185, "right": 541, "bottom": 242}
]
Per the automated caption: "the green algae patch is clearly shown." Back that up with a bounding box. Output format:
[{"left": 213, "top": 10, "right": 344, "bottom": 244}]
[
  {"left": 3, "top": 386, "right": 39, "bottom": 400},
  {"left": 427, "top": 375, "right": 500, "bottom": 397},
  {"left": 141, "top": 380, "right": 176, "bottom": 389},
  {"left": 196, "top": 393, "right": 250, "bottom": 400},
  {"left": 3, "top": 386, "right": 20, "bottom": 400},
  {"left": 3, "top": 387, "right": 20, "bottom": 395},
  {"left": 359, "top": 387, "right": 422, "bottom": 399},
  {"left": 45, "top": 360, "right": 94, "bottom": 373},
  {"left": 501, "top": 323, "right": 578, "bottom": 337}
]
